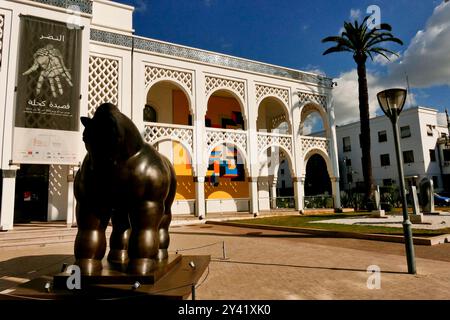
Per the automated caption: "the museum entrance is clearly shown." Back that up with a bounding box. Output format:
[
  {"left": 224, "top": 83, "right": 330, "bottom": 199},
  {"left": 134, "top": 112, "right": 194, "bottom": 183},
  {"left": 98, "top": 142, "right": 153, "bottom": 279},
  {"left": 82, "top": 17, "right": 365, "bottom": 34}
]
[{"left": 14, "top": 164, "right": 49, "bottom": 223}]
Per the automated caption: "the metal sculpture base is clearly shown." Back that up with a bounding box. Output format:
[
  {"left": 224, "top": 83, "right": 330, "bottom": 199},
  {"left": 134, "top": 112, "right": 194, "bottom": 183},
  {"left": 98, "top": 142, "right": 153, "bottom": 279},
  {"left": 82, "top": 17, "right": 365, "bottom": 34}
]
[
  {"left": 0, "top": 255, "right": 210, "bottom": 300},
  {"left": 54, "top": 254, "right": 182, "bottom": 287}
]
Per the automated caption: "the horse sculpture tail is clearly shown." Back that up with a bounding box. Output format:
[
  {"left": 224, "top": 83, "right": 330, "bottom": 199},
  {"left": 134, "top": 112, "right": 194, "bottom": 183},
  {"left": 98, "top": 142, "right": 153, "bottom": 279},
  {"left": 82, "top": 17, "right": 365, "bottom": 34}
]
[{"left": 158, "top": 156, "right": 177, "bottom": 260}]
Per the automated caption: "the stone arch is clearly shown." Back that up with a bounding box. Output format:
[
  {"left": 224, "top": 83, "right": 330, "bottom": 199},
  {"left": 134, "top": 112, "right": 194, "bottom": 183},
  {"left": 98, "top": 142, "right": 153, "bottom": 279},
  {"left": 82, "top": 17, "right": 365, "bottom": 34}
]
[
  {"left": 205, "top": 88, "right": 248, "bottom": 129},
  {"left": 299, "top": 102, "right": 330, "bottom": 137},
  {"left": 205, "top": 141, "right": 249, "bottom": 177},
  {"left": 303, "top": 148, "right": 333, "bottom": 178},
  {"left": 257, "top": 96, "right": 292, "bottom": 133},
  {"left": 258, "top": 145, "right": 295, "bottom": 177},
  {"left": 145, "top": 79, "right": 194, "bottom": 117},
  {"left": 150, "top": 137, "right": 194, "bottom": 168}
]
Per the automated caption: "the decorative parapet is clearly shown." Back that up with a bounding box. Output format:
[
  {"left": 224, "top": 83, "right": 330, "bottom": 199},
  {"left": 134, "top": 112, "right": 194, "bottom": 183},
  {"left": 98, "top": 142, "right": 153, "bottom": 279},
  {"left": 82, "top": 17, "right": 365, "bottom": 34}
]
[
  {"left": 31, "top": 0, "right": 93, "bottom": 14},
  {"left": 145, "top": 65, "right": 193, "bottom": 94},
  {"left": 205, "top": 127, "right": 248, "bottom": 155},
  {"left": 205, "top": 76, "right": 245, "bottom": 102},
  {"left": 143, "top": 123, "right": 194, "bottom": 154},
  {"left": 91, "top": 29, "right": 333, "bottom": 87},
  {"left": 301, "top": 136, "right": 330, "bottom": 156},
  {"left": 257, "top": 132, "right": 293, "bottom": 155},
  {"left": 88, "top": 55, "right": 119, "bottom": 117},
  {"left": 255, "top": 84, "right": 289, "bottom": 106},
  {"left": 298, "top": 92, "right": 328, "bottom": 109}
]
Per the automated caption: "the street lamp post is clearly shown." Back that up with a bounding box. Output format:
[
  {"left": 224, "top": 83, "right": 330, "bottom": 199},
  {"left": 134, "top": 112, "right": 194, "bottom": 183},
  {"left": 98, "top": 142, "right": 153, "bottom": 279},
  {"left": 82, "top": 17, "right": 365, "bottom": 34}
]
[{"left": 377, "top": 88, "right": 416, "bottom": 274}]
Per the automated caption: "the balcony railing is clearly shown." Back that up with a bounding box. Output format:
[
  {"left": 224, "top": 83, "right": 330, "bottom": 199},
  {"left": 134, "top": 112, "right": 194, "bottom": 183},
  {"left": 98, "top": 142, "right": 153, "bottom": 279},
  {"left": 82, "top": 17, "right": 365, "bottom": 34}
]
[
  {"left": 300, "top": 136, "right": 329, "bottom": 155},
  {"left": 144, "top": 122, "right": 194, "bottom": 152},
  {"left": 257, "top": 132, "right": 293, "bottom": 155},
  {"left": 205, "top": 127, "right": 248, "bottom": 154}
]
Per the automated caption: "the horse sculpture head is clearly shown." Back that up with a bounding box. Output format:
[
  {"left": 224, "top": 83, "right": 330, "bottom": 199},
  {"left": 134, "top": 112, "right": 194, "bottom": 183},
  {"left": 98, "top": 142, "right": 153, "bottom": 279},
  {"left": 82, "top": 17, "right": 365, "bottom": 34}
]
[{"left": 80, "top": 103, "right": 144, "bottom": 171}]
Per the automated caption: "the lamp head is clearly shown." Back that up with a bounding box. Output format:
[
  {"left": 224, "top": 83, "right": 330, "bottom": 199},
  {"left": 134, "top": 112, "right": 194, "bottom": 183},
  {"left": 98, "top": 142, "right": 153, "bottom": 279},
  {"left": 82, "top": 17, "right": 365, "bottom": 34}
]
[{"left": 377, "top": 88, "right": 407, "bottom": 119}]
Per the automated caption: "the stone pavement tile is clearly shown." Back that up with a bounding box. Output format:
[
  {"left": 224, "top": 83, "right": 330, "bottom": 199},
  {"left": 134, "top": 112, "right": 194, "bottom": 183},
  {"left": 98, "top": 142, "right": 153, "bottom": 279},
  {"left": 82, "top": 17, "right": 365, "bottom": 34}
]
[{"left": 1, "top": 225, "right": 450, "bottom": 299}]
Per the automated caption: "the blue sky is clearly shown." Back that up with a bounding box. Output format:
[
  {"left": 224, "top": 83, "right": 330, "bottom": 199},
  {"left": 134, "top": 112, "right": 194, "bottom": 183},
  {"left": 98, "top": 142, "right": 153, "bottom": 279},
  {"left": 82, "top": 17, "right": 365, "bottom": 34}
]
[{"left": 117, "top": 0, "right": 450, "bottom": 125}]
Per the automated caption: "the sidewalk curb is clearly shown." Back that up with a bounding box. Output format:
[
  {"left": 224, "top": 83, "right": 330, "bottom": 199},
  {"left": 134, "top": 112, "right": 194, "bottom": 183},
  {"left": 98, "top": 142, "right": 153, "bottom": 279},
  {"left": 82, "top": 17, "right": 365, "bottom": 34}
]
[{"left": 206, "top": 221, "right": 450, "bottom": 246}]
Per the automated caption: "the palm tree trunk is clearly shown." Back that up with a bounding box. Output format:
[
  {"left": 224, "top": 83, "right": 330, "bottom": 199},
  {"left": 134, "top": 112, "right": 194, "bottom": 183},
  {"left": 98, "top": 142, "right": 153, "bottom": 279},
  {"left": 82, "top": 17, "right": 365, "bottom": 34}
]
[{"left": 356, "top": 58, "right": 375, "bottom": 208}]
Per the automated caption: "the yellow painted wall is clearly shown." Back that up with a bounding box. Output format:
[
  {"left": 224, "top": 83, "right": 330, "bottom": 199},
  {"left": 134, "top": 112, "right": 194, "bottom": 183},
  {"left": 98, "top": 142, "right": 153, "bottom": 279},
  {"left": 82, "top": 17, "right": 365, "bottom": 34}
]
[
  {"left": 205, "top": 177, "right": 249, "bottom": 199},
  {"left": 172, "top": 141, "right": 194, "bottom": 200}
]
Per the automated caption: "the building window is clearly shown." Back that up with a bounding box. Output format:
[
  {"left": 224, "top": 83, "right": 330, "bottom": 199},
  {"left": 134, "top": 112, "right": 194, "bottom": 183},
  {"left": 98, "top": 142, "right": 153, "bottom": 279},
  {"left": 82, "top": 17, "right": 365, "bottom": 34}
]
[
  {"left": 343, "top": 137, "right": 351, "bottom": 152},
  {"left": 378, "top": 130, "right": 387, "bottom": 142},
  {"left": 403, "top": 150, "right": 414, "bottom": 163},
  {"left": 426, "top": 125, "right": 434, "bottom": 136},
  {"left": 429, "top": 149, "right": 436, "bottom": 162},
  {"left": 383, "top": 179, "right": 393, "bottom": 186},
  {"left": 280, "top": 169, "right": 285, "bottom": 175},
  {"left": 380, "top": 154, "right": 390, "bottom": 166},
  {"left": 432, "top": 176, "right": 439, "bottom": 188},
  {"left": 400, "top": 125, "right": 411, "bottom": 138},
  {"left": 143, "top": 104, "right": 157, "bottom": 122}
]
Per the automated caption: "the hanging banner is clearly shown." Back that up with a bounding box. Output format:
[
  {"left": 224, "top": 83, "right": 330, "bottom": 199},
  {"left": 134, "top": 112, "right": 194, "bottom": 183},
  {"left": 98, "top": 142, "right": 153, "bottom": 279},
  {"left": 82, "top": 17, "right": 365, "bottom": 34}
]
[{"left": 13, "top": 15, "right": 82, "bottom": 165}]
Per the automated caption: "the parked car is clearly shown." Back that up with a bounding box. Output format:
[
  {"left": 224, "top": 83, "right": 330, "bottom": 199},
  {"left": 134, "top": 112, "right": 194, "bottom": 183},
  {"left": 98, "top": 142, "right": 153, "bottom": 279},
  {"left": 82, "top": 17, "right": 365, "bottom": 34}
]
[{"left": 434, "top": 193, "right": 450, "bottom": 206}]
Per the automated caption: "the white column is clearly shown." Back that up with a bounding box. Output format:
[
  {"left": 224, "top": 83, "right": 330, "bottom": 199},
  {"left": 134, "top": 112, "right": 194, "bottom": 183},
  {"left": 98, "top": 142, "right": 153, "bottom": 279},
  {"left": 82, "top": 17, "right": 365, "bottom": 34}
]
[
  {"left": 293, "top": 177, "right": 304, "bottom": 212},
  {"left": 66, "top": 166, "right": 78, "bottom": 227},
  {"left": 270, "top": 176, "right": 277, "bottom": 209},
  {"left": 193, "top": 71, "right": 207, "bottom": 219},
  {"left": 331, "top": 177, "right": 341, "bottom": 209},
  {"left": 291, "top": 89, "right": 305, "bottom": 215},
  {"left": 327, "top": 95, "right": 341, "bottom": 210},
  {"left": 195, "top": 176, "right": 206, "bottom": 219},
  {"left": 0, "top": 170, "right": 17, "bottom": 231},
  {"left": 249, "top": 177, "right": 259, "bottom": 216},
  {"left": 247, "top": 81, "right": 259, "bottom": 216}
]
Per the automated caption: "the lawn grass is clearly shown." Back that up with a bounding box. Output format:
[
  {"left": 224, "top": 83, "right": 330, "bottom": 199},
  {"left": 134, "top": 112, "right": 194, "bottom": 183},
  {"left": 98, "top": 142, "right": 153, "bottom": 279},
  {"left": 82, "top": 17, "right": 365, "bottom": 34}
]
[{"left": 228, "top": 213, "right": 450, "bottom": 237}]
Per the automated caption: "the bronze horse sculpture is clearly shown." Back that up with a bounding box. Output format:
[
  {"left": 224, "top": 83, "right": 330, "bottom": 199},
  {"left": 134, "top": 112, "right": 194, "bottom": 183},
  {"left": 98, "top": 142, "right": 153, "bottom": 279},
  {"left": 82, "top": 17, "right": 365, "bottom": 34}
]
[{"left": 74, "top": 103, "right": 176, "bottom": 275}]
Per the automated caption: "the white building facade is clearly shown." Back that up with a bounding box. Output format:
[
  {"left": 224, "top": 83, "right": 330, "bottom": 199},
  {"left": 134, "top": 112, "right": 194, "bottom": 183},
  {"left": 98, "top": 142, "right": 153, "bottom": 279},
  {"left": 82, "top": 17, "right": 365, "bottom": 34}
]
[
  {"left": 336, "top": 106, "right": 450, "bottom": 194},
  {"left": 0, "top": 0, "right": 340, "bottom": 230}
]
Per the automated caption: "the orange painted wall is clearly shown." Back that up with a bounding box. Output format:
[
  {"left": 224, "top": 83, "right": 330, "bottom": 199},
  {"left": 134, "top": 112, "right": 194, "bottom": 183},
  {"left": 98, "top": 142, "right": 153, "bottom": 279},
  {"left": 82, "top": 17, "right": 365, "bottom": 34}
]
[
  {"left": 206, "top": 96, "right": 243, "bottom": 129},
  {"left": 170, "top": 92, "right": 249, "bottom": 200},
  {"left": 172, "top": 90, "right": 190, "bottom": 125}
]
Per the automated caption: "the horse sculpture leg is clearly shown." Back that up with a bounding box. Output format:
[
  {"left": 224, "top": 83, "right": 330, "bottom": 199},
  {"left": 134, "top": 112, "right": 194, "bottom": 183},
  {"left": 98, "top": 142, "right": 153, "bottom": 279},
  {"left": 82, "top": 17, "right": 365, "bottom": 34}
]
[
  {"left": 158, "top": 163, "right": 176, "bottom": 260},
  {"left": 127, "top": 201, "right": 163, "bottom": 275},
  {"left": 107, "top": 210, "right": 131, "bottom": 265},
  {"left": 74, "top": 204, "right": 110, "bottom": 275}
]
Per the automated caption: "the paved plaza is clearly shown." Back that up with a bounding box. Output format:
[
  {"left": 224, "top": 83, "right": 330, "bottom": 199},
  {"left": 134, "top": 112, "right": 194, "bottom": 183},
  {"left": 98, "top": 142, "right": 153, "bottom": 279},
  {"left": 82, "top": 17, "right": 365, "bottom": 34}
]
[
  {"left": 1, "top": 223, "right": 450, "bottom": 299},
  {"left": 313, "top": 212, "right": 450, "bottom": 230}
]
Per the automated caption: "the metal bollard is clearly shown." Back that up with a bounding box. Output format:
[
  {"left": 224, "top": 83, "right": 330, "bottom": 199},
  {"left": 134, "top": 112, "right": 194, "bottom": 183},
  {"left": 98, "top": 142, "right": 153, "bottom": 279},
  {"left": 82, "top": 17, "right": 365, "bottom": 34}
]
[{"left": 191, "top": 284, "right": 196, "bottom": 300}]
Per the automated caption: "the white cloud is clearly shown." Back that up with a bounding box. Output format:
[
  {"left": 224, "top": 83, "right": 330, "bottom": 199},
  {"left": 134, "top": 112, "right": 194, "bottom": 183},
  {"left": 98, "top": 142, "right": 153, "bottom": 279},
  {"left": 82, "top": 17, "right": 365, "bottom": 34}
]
[
  {"left": 373, "top": 52, "right": 401, "bottom": 66},
  {"left": 303, "top": 65, "right": 326, "bottom": 76},
  {"left": 332, "top": 2, "right": 450, "bottom": 125},
  {"left": 350, "top": 9, "right": 361, "bottom": 20},
  {"left": 302, "top": 113, "right": 323, "bottom": 135},
  {"left": 388, "top": 1, "right": 450, "bottom": 88},
  {"left": 332, "top": 70, "right": 382, "bottom": 125}
]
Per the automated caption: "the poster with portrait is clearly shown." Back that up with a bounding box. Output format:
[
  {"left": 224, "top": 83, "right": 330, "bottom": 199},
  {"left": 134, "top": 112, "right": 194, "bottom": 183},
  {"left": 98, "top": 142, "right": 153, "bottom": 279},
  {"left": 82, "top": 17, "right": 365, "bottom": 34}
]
[{"left": 13, "top": 15, "right": 82, "bottom": 165}]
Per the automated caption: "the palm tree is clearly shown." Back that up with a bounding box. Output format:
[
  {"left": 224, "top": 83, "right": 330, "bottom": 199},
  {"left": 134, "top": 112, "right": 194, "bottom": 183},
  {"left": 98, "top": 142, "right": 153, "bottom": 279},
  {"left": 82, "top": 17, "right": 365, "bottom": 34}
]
[{"left": 322, "top": 16, "right": 403, "bottom": 208}]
